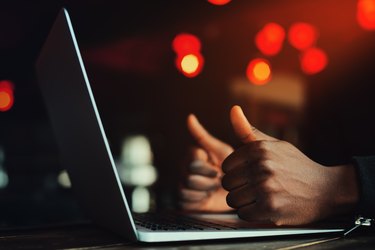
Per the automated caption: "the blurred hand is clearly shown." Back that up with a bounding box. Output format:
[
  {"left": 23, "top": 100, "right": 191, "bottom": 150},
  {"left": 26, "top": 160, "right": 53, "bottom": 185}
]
[
  {"left": 179, "top": 114, "right": 233, "bottom": 212},
  {"left": 222, "top": 105, "right": 359, "bottom": 225}
]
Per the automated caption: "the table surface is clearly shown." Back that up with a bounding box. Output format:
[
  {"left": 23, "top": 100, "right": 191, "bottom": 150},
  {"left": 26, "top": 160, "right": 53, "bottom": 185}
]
[{"left": 0, "top": 223, "right": 374, "bottom": 250}]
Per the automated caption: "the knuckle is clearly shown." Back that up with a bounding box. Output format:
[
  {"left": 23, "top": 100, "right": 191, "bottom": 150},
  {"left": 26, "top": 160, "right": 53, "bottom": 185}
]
[
  {"left": 247, "top": 141, "right": 268, "bottom": 161},
  {"left": 238, "top": 208, "right": 251, "bottom": 221},
  {"left": 262, "top": 178, "right": 277, "bottom": 192},
  {"left": 186, "top": 175, "right": 201, "bottom": 189},
  {"left": 222, "top": 153, "right": 236, "bottom": 173},
  {"left": 187, "top": 175, "right": 195, "bottom": 184},
  {"left": 260, "top": 157, "right": 272, "bottom": 169},
  {"left": 258, "top": 157, "right": 275, "bottom": 176},
  {"left": 178, "top": 190, "right": 189, "bottom": 201},
  {"left": 221, "top": 175, "right": 231, "bottom": 190},
  {"left": 221, "top": 158, "right": 230, "bottom": 173},
  {"left": 226, "top": 193, "right": 234, "bottom": 208},
  {"left": 179, "top": 189, "right": 194, "bottom": 200},
  {"left": 264, "top": 195, "right": 279, "bottom": 213}
]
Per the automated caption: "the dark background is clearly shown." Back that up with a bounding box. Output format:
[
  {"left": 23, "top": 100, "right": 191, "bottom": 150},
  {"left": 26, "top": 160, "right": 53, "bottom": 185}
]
[{"left": 0, "top": 0, "right": 375, "bottom": 228}]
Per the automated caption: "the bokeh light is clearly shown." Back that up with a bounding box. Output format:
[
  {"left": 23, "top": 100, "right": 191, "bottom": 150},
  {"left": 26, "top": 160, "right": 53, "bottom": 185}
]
[
  {"left": 246, "top": 58, "right": 272, "bottom": 85},
  {"left": 300, "top": 47, "right": 328, "bottom": 75},
  {"left": 207, "top": 0, "right": 231, "bottom": 6},
  {"left": 172, "top": 33, "right": 201, "bottom": 54},
  {"left": 288, "top": 22, "right": 318, "bottom": 51},
  {"left": 0, "top": 80, "right": 14, "bottom": 112},
  {"left": 181, "top": 54, "right": 199, "bottom": 74},
  {"left": 357, "top": 0, "right": 375, "bottom": 30},
  {"left": 255, "top": 23, "right": 285, "bottom": 56},
  {"left": 176, "top": 53, "right": 204, "bottom": 78},
  {"left": 172, "top": 33, "right": 204, "bottom": 78}
]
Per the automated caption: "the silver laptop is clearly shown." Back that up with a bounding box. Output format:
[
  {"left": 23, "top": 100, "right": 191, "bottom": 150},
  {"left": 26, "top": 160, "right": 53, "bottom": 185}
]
[{"left": 35, "top": 8, "right": 344, "bottom": 242}]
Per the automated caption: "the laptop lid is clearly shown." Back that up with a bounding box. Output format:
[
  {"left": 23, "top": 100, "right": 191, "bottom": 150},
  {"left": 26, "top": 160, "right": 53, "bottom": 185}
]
[
  {"left": 36, "top": 8, "right": 345, "bottom": 243},
  {"left": 35, "top": 8, "right": 137, "bottom": 241}
]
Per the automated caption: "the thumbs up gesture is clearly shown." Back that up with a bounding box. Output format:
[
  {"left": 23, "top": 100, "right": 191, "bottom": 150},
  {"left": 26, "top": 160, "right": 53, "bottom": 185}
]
[
  {"left": 179, "top": 114, "right": 233, "bottom": 212},
  {"left": 222, "top": 106, "right": 359, "bottom": 225}
]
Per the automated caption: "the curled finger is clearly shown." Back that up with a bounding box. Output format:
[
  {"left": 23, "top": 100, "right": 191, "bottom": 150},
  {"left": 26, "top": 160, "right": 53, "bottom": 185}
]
[
  {"left": 226, "top": 183, "right": 256, "bottom": 209},
  {"left": 179, "top": 188, "right": 209, "bottom": 202},
  {"left": 189, "top": 160, "right": 219, "bottom": 177},
  {"left": 185, "top": 174, "right": 221, "bottom": 191}
]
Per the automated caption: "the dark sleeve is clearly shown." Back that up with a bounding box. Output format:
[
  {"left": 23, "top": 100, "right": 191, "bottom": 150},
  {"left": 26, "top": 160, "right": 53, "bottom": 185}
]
[{"left": 353, "top": 156, "right": 375, "bottom": 217}]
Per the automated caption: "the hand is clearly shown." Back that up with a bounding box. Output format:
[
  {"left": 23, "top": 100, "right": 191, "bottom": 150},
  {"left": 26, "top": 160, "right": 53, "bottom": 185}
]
[
  {"left": 179, "top": 114, "right": 233, "bottom": 212},
  {"left": 222, "top": 105, "right": 359, "bottom": 225}
]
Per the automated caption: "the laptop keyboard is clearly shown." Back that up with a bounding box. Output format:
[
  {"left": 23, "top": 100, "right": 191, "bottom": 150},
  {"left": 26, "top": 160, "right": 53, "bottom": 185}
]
[{"left": 134, "top": 213, "right": 237, "bottom": 231}]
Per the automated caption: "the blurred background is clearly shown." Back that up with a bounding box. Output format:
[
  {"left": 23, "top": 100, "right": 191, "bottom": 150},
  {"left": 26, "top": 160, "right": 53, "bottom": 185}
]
[{"left": 1, "top": 0, "right": 375, "bottom": 228}]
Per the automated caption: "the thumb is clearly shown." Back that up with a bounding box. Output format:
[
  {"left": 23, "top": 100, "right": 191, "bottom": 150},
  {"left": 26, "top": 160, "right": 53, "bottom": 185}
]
[
  {"left": 187, "top": 114, "right": 233, "bottom": 165},
  {"left": 230, "top": 105, "right": 275, "bottom": 143}
]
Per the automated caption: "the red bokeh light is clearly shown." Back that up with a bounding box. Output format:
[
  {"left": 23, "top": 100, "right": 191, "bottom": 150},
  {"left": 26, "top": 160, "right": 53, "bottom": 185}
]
[
  {"left": 207, "top": 0, "right": 231, "bottom": 6},
  {"left": 246, "top": 58, "right": 272, "bottom": 85},
  {"left": 0, "top": 80, "right": 15, "bottom": 112},
  {"left": 172, "top": 33, "right": 201, "bottom": 54},
  {"left": 357, "top": 0, "right": 375, "bottom": 30},
  {"left": 172, "top": 33, "right": 204, "bottom": 78},
  {"left": 288, "top": 22, "right": 318, "bottom": 51},
  {"left": 175, "top": 53, "right": 204, "bottom": 78},
  {"left": 300, "top": 47, "right": 328, "bottom": 75},
  {"left": 255, "top": 23, "right": 285, "bottom": 56}
]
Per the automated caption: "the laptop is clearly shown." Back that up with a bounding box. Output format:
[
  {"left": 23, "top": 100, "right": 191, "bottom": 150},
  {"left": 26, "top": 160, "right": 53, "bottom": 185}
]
[{"left": 35, "top": 8, "right": 345, "bottom": 242}]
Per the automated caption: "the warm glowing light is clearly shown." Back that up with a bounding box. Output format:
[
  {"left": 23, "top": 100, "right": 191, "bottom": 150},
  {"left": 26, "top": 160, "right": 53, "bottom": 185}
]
[
  {"left": 246, "top": 58, "right": 272, "bottom": 85},
  {"left": 172, "top": 33, "right": 201, "bottom": 54},
  {"left": 207, "top": 0, "right": 231, "bottom": 5},
  {"left": 288, "top": 22, "right": 318, "bottom": 51},
  {"left": 357, "top": 0, "right": 375, "bottom": 30},
  {"left": 172, "top": 33, "right": 204, "bottom": 77},
  {"left": 0, "top": 80, "right": 14, "bottom": 112},
  {"left": 255, "top": 23, "right": 285, "bottom": 56},
  {"left": 181, "top": 54, "right": 199, "bottom": 74},
  {"left": 176, "top": 53, "right": 204, "bottom": 78},
  {"left": 300, "top": 47, "right": 328, "bottom": 75},
  {"left": 0, "top": 91, "right": 13, "bottom": 112},
  {"left": 0, "top": 80, "right": 14, "bottom": 92}
]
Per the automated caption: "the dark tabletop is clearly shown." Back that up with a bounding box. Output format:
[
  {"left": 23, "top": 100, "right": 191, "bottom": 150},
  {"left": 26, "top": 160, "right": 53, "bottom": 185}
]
[{"left": 1, "top": 223, "right": 374, "bottom": 250}]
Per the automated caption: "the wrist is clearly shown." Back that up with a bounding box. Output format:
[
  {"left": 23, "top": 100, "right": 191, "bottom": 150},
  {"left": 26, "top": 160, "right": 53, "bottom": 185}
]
[{"left": 324, "top": 164, "right": 359, "bottom": 216}]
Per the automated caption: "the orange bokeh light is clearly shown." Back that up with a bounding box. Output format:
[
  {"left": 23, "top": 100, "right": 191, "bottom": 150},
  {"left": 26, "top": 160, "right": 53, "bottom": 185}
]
[
  {"left": 246, "top": 58, "right": 272, "bottom": 85},
  {"left": 0, "top": 80, "right": 15, "bottom": 112},
  {"left": 172, "top": 33, "right": 201, "bottom": 54},
  {"left": 357, "top": 0, "right": 375, "bottom": 30},
  {"left": 207, "top": 0, "right": 231, "bottom": 5},
  {"left": 255, "top": 23, "right": 285, "bottom": 56},
  {"left": 176, "top": 53, "right": 204, "bottom": 78},
  {"left": 300, "top": 47, "right": 328, "bottom": 75},
  {"left": 0, "top": 91, "right": 13, "bottom": 112},
  {"left": 288, "top": 22, "right": 318, "bottom": 51}
]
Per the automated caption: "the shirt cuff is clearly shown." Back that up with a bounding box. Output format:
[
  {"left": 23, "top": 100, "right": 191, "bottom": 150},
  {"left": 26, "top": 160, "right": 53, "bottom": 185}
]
[{"left": 353, "top": 156, "right": 375, "bottom": 217}]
